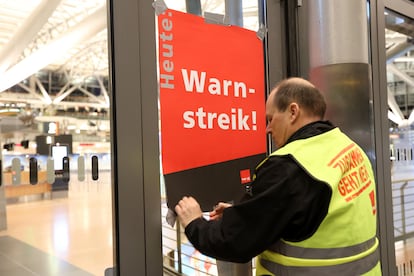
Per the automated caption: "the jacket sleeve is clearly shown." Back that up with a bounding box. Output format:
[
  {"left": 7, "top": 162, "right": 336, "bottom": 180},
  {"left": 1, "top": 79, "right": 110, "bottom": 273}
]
[{"left": 184, "top": 155, "right": 332, "bottom": 263}]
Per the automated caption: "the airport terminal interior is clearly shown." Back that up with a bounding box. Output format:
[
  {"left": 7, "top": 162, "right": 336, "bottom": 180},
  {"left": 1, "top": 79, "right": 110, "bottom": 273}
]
[{"left": 0, "top": 0, "right": 413, "bottom": 275}]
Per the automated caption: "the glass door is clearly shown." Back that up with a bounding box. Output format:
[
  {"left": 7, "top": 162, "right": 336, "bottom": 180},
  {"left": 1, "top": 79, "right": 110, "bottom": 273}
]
[
  {"left": 384, "top": 8, "right": 414, "bottom": 276},
  {"left": 158, "top": 1, "right": 266, "bottom": 275},
  {"left": 0, "top": 1, "right": 114, "bottom": 275}
]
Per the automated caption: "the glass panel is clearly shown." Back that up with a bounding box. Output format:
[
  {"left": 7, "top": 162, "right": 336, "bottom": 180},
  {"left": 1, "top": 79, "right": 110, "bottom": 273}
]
[
  {"left": 385, "top": 8, "right": 414, "bottom": 275},
  {"left": 164, "top": 0, "right": 259, "bottom": 30},
  {"left": 159, "top": 1, "right": 262, "bottom": 275},
  {"left": 0, "top": 1, "right": 114, "bottom": 275}
]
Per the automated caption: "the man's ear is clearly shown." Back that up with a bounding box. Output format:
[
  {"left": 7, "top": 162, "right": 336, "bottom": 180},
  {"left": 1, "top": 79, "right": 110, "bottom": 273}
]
[{"left": 289, "top": 102, "right": 299, "bottom": 122}]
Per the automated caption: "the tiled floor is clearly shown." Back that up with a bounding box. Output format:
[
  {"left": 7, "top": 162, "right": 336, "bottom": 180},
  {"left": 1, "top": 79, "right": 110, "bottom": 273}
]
[
  {"left": 0, "top": 172, "right": 114, "bottom": 276},
  {"left": 0, "top": 236, "right": 92, "bottom": 276}
]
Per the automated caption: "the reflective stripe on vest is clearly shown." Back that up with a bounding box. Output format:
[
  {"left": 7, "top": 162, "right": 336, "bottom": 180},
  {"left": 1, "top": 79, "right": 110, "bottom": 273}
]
[
  {"left": 268, "top": 237, "right": 376, "bottom": 259},
  {"left": 260, "top": 238, "right": 379, "bottom": 276}
]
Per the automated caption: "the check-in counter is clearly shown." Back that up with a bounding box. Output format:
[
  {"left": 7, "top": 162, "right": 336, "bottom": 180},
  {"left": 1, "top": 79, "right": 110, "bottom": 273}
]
[{"left": 3, "top": 171, "right": 51, "bottom": 198}]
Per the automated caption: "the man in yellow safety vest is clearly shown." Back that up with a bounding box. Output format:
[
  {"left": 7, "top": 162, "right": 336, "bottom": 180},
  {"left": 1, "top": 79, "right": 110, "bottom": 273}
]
[{"left": 175, "top": 77, "right": 381, "bottom": 275}]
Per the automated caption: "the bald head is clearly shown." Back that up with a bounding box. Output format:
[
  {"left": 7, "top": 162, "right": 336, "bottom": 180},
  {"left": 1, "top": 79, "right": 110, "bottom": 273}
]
[
  {"left": 271, "top": 77, "right": 326, "bottom": 119},
  {"left": 265, "top": 78, "right": 327, "bottom": 148}
]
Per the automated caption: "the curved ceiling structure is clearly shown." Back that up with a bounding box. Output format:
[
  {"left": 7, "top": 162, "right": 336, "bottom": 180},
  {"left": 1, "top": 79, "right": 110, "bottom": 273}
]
[
  {"left": 0, "top": 0, "right": 108, "bottom": 115},
  {"left": 0, "top": 0, "right": 108, "bottom": 81},
  {"left": 385, "top": 10, "right": 414, "bottom": 127},
  {"left": 0, "top": 1, "right": 413, "bottom": 129}
]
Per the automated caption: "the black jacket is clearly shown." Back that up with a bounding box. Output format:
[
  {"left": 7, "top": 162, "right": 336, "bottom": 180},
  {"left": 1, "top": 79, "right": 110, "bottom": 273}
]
[{"left": 184, "top": 121, "right": 335, "bottom": 263}]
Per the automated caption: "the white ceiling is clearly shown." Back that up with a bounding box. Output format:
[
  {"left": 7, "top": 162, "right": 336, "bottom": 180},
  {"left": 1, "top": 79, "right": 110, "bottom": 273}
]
[{"left": 0, "top": 0, "right": 108, "bottom": 93}]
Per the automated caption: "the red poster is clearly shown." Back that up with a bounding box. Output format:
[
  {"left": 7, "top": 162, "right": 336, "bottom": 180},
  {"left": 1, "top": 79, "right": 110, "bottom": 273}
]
[{"left": 158, "top": 9, "right": 266, "bottom": 175}]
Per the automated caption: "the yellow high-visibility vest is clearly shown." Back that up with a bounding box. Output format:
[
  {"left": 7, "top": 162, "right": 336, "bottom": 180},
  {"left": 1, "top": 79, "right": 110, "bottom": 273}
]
[{"left": 255, "top": 128, "right": 381, "bottom": 276}]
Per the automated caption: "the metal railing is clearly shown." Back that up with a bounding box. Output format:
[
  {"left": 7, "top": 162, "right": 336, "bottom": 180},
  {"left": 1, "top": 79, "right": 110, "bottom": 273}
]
[
  {"left": 161, "top": 201, "right": 254, "bottom": 276},
  {"left": 392, "top": 178, "right": 414, "bottom": 241},
  {"left": 161, "top": 202, "right": 219, "bottom": 276}
]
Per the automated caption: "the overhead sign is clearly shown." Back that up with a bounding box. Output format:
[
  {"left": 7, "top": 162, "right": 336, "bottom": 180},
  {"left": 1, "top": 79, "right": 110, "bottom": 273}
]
[{"left": 158, "top": 9, "right": 266, "bottom": 210}]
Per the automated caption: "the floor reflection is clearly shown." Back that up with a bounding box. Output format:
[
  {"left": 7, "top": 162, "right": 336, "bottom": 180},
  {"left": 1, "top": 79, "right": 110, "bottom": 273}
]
[{"left": 0, "top": 171, "right": 113, "bottom": 276}]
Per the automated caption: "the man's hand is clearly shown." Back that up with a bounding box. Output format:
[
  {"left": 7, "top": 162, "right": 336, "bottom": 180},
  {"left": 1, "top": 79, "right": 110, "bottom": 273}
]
[
  {"left": 209, "top": 202, "right": 232, "bottom": 220},
  {"left": 175, "top": 196, "right": 203, "bottom": 228}
]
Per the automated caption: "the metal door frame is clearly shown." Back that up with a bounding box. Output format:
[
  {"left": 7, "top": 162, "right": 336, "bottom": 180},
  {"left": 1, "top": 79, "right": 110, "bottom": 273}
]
[
  {"left": 108, "top": 0, "right": 162, "bottom": 275},
  {"left": 370, "top": 0, "right": 398, "bottom": 274}
]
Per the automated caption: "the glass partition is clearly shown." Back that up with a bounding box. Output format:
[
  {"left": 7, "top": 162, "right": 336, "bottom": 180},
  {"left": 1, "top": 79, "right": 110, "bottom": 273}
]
[
  {"left": 159, "top": 1, "right": 263, "bottom": 275},
  {"left": 0, "top": 1, "right": 114, "bottom": 275},
  {"left": 384, "top": 8, "right": 414, "bottom": 275}
]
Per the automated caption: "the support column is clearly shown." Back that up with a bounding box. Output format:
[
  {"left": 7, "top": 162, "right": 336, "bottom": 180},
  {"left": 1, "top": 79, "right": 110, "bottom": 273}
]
[
  {"left": 308, "top": 0, "right": 373, "bottom": 154},
  {"left": 308, "top": 0, "right": 368, "bottom": 67},
  {"left": 186, "top": 0, "right": 201, "bottom": 16},
  {"left": 225, "top": 0, "right": 243, "bottom": 26}
]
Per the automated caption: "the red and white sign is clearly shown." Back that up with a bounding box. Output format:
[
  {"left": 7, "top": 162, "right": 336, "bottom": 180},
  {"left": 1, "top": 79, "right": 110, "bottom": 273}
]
[{"left": 158, "top": 9, "right": 266, "bottom": 175}]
